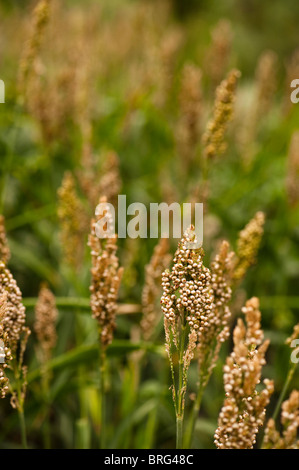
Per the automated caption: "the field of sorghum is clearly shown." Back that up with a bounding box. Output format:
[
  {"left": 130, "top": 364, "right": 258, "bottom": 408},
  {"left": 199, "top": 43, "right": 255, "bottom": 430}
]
[{"left": 0, "top": 0, "right": 299, "bottom": 449}]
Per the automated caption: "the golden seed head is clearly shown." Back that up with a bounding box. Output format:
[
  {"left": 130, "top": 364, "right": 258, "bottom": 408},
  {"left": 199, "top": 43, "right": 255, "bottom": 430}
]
[
  {"left": 18, "top": 0, "right": 52, "bottom": 98},
  {"left": 0, "top": 215, "right": 10, "bottom": 265},
  {"left": 57, "top": 171, "right": 87, "bottom": 271},
  {"left": 88, "top": 197, "right": 123, "bottom": 348},
  {"left": 34, "top": 284, "right": 58, "bottom": 361},
  {"left": 264, "top": 390, "right": 299, "bottom": 449},
  {"left": 176, "top": 63, "right": 202, "bottom": 167},
  {"left": 233, "top": 211, "right": 265, "bottom": 281},
  {"left": 202, "top": 69, "right": 241, "bottom": 160}
]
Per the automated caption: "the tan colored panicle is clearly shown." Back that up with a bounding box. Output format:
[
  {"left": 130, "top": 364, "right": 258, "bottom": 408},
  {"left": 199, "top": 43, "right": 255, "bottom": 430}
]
[
  {"left": 0, "top": 215, "right": 10, "bottom": 265},
  {"left": 286, "top": 131, "right": 299, "bottom": 207},
  {"left": 264, "top": 390, "right": 299, "bottom": 449},
  {"left": 0, "top": 262, "right": 26, "bottom": 352},
  {"left": 233, "top": 211, "right": 265, "bottom": 281},
  {"left": 0, "top": 265, "right": 30, "bottom": 409},
  {"left": 79, "top": 150, "right": 121, "bottom": 210},
  {"left": 34, "top": 284, "right": 58, "bottom": 362},
  {"left": 88, "top": 197, "right": 123, "bottom": 349},
  {"left": 202, "top": 69, "right": 241, "bottom": 160},
  {"left": 205, "top": 19, "right": 233, "bottom": 87},
  {"left": 98, "top": 152, "right": 122, "bottom": 207},
  {"left": 0, "top": 294, "right": 12, "bottom": 399},
  {"left": 197, "top": 240, "right": 234, "bottom": 384},
  {"left": 162, "top": 227, "right": 214, "bottom": 410},
  {"left": 18, "top": 0, "right": 51, "bottom": 99},
  {"left": 254, "top": 50, "right": 278, "bottom": 118},
  {"left": 214, "top": 297, "right": 273, "bottom": 449},
  {"left": 176, "top": 63, "right": 202, "bottom": 169},
  {"left": 141, "top": 238, "right": 171, "bottom": 341},
  {"left": 286, "top": 322, "right": 299, "bottom": 346},
  {"left": 57, "top": 171, "right": 87, "bottom": 271}
]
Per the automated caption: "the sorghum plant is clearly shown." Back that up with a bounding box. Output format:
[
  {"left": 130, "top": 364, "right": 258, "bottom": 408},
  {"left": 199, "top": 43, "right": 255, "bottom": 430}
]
[
  {"left": 0, "top": 215, "right": 10, "bottom": 265},
  {"left": 57, "top": 171, "right": 87, "bottom": 273},
  {"left": 88, "top": 196, "right": 123, "bottom": 448},
  {"left": 18, "top": 0, "right": 52, "bottom": 102},
  {"left": 233, "top": 211, "right": 265, "bottom": 282},
  {"left": 263, "top": 390, "right": 299, "bottom": 449},
  {"left": 0, "top": 261, "right": 30, "bottom": 448},
  {"left": 141, "top": 238, "right": 171, "bottom": 341},
  {"left": 162, "top": 226, "right": 214, "bottom": 448},
  {"left": 214, "top": 297, "right": 274, "bottom": 449},
  {"left": 185, "top": 240, "right": 234, "bottom": 448},
  {"left": 34, "top": 283, "right": 58, "bottom": 448},
  {"left": 202, "top": 69, "right": 241, "bottom": 161}
]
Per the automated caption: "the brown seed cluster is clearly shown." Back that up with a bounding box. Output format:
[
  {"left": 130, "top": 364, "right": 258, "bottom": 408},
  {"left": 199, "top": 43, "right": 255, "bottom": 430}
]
[
  {"left": 57, "top": 171, "right": 87, "bottom": 271},
  {"left": 233, "top": 211, "right": 265, "bottom": 281},
  {"left": 161, "top": 228, "right": 214, "bottom": 333},
  {"left": 214, "top": 297, "right": 274, "bottom": 449},
  {"left": 88, "top": 198, "right": 123, "bottom": 348},
  {"left": 263, "top": 390, "right": 299, "bottom": 449},
  {"left": 286, "top": 131, "right": 299, "bottom": 207},
  {"left": 205, "top": 19, "right": 233, "bottom": 88},
  {"left": 0, "top": 261, "right": 26, "bottom": 352},
  {"left": 0, "top": 294, "right": 12, "bottom": 399},
  {"left": 162, "top": 227, "right": 214, "bottom": 411},
  {"left": 18, "top": 0, "right": 51, "bottom": 98},
  {"left": 176, "top": 63, "right": 202, "bottom": 168},
  {"left": 254, "top": 50, "right": 278, "bottom": 119},
  {"left": 286, "top": 322, "right": 299, "bottom": 347},
  {"left": 0, "top": 215, "right": 10, "bottom": 265},
  {"left": 197, "top": 241, "right": 234, "bottom": 383},
  {"left": 141, "top": 238, "right": 171, "bottom": 341},
  {"left": 34, "top": 284, "right": 58, "bottom": 362},
  {"left": 202, "top": 69, "right": 241, "bottom": 160},
  {"left": 79, "top": 150, "right": 121, "bottom": 210}
]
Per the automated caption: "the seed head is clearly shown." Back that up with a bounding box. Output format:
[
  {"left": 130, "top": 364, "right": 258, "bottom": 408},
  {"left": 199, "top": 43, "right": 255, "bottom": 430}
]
[
  {"left": 88, "top": 197, "right": 123, "bottom": 348},
  {"left": 264, "top": 390, "right": 299, "bottom": 449},
  {"left": 141, "top": 238, "right": 171, "bottom": 341},
  {"left": 34, "top": 284, "right": 58, "bottom": 362},
  {"left": 202, "top": 69, "right": 240, "bottom": 160},
  {"left": 57, "top": 171, "right": 87, "bottom": 270},
  {"left": 0, "top": 215, "right": 10, "bottom": 265},
  {"left": 214, "top": 297, "right": 273, "bottom": 449},
  {"left": 233, "top": 211, "right": 265, "bottom": 281}
]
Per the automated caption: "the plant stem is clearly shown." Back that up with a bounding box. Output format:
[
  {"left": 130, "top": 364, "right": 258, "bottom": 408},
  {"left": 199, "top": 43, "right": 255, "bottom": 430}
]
[
  {"left": 18, "top": 407, "right": 27, "bottom": 449},
  {"left": 176, "top": 415, "right": 183, "bottom": 449},
  {"left": 184, "top": 380, "right": 204, "bottom": 449},
  {"left": 176, "top": 323, "right": 186, "bottom": 449},
  {"left": 272, "top": 362, "right": 297, "bottom": 423},
  {"left": 99, "top": 345, "right": 107, "bottom": 449}
]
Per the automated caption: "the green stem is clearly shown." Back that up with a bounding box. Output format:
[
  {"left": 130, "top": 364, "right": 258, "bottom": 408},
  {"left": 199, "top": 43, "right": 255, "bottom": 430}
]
[
  {"left": 272, "top": 362, "right": 297, "bottom": 423},
  {"left": 176, "top": 416, "right": 183, "bottom": 449},
  {"left": 17, "top": 407, "right": 27, "bottom": 449},
  {"left": 41, "top": 365, "right": 51, "bottom": 449},
  {"left": 176, "top": 323, "right": 186, "bottom": 449},
  {"left": 99, "top": 345, "right": 107, "bottom": 449},
  {"left": 184, "top": 380, "right": 204, "bottom": 449}
]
